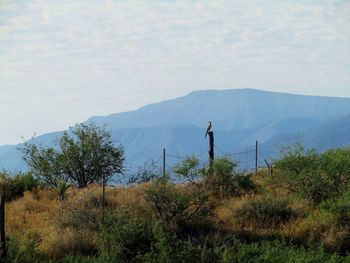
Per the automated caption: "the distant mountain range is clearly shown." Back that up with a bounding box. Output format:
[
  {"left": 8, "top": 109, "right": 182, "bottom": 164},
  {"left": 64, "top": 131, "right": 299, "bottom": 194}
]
[{"left": 1, "top": 88, "right": 350, "bottom": 175}]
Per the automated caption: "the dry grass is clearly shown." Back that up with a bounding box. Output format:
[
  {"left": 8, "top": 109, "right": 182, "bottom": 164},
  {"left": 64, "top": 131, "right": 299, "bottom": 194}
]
[
  {"left": 6, "top": 190, "right": 60, "bottom": 235},
  {"left": 5, "top": 179, "right": 347, "bottom": 257},
  {"left": 5, "top": 184, "right": 153, "bottom": 256}
]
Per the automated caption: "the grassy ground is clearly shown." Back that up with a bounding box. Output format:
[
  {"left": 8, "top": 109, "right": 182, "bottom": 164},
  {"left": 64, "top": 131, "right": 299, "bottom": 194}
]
[{"left": 4, "top": 169, "right": 350, "bottom": 262}]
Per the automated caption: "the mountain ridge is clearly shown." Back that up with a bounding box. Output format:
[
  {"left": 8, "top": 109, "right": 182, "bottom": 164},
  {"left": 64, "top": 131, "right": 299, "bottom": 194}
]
[{"left": 1, "top": 88, "right": 350, "bottom": 173}]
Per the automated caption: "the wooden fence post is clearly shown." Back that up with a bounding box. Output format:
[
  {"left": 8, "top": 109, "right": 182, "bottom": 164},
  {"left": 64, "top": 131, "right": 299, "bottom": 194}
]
[
  {"left": 0, "top": 193, "right": 6, "bottom": 259},
  {"left": 255, "top": 140, "right": 258, "bottom": 175},
  {"left": 163, "top": 148, "right": 166, "bottom": 178},
  {"left": 208, "top": 131, "right": 214, "bottom": 166}
]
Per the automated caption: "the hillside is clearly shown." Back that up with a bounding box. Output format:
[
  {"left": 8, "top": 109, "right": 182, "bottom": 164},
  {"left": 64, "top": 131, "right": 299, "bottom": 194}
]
[{"left": 1, "top": 89, "right": 350, "bottom": 173}]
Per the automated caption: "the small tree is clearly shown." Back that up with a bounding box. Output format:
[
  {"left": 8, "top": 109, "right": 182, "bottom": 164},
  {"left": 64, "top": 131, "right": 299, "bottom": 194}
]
[{"left": 21, "top": 123, "right": 124, "bottom": 188}]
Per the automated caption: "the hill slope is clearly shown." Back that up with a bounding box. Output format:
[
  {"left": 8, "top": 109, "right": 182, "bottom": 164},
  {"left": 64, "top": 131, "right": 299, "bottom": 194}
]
[{"left": 1, "top": 89, "right": 350, "bottom": 173}]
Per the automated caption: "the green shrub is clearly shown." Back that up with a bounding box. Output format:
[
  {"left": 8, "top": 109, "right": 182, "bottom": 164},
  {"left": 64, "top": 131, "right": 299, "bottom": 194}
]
[
  {"left": 174, "top": 157, "right": 256, "bottom": 198},
  {"left": 173, "top": 156, "right": 204, "bottom": 185},
  {"left": 320, "top": 187, "right": 350, "bottom": 227},
  {"left": 139, "top": 226, "right": 221, "bottom": 263},
  {"left": 234, "top": 196, "right": 294, "bottom": 228},
  {"left": 128, "top": 161, "right": 162, "bottom": 184},
  {"left": 144, "top": 178, "right": 211, "bottom": 233},
  {"left": 222, "top": 240, "right": 343, "bottom": 263},
  {"left": 98, "top": 211, "right": 154, "bottom": 262},
  {"left": 5, "top": 233, "right": 49, "bottom": 263},
  {"left": 273, "top": 144, "right": 350, "bottom": 204},
  {"left": 0, "top": 172, "right": 39, "bottom": 201},
  {"left": 316, "top": 187, "right": 350, "bottom": 252}
]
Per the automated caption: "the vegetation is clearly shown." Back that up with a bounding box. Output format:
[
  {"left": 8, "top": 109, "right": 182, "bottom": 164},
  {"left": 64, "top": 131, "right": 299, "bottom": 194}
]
[
  {"left": 20, "top": 123, "right": 124, "bottom": 188},
  {"left": 272, "top": 143, "right": 350, "bottom": 204},
  {"left": 2, "top": 138, "right": 350, "bottom": 262}
]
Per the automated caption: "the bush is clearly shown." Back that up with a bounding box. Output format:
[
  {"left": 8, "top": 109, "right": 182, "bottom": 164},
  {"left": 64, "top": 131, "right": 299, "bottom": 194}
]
[
  {"left": 222, "top": 240, "right": 343, "bottom": 263},
  {"left": 0, "top": 172, "right": 39, "bottom": 202},
  {"left": 98, "top": 211, "right": 154, "bottom": 262},
  {"left": 174, "top": 157, "right": 256, "bottom": 198},
  {"left": 144, "top": 178, "right": 211, "bottom": 233},
  {"left": 320, "top": 187, "right": 350, "bottom": 227},
  {"left": 139, "top": 226, "right": 216, "bottom": 263},
  {"left": 5, "top": 232, "right": 49, "bottom": 263},
  {"left": 56, "top": 189, "right": 109, "bottom": 231},
  {"left": 234, "top": 196, "right": 294, "bottom": 229},
  {"left": 47, "top": 229, "right": 97, "bottom": 259},
  {"left": 128, "top": 161, "right": 162, "bottom": 184},
  {"left": 273, "top": 144, "right": 350, "bottom": 204}
]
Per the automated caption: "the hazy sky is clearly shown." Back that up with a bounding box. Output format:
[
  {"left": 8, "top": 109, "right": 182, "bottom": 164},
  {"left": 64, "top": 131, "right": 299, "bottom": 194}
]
[{"left": 0, "top": 0, "right": 349, "bottom": 145}]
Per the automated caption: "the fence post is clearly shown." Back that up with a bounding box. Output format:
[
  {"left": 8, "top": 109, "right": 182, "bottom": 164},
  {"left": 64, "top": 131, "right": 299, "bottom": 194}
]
[
  {"left": 163, "top": 148, "right": 166, "bottom": 178},
  {"left": 0, "top": 192, "right": 6, "bottom": 259},
  {"left": 208, "top": 131, "right": 214, "bottom": 166},
  {"left": 102, "top": 174, "right": 105, "bottom": 222},
  {"left": 255, "top": 140, "right": 258, "bottom": 175}
]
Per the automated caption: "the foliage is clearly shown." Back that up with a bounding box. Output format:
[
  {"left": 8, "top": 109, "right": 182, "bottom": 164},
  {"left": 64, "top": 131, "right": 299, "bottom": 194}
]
[
  {"left": 139, "top": 226, "right": 221, "bottom": 263},
  {"left": 98, "top": 211, "right": 154, "bottom": 262},
  {"left": 20, "top": 123, "right": 124, "bottom": 188},
  {"left": 273, "top": 144, "right": 350, "bottom": 204},
  {"left": 174, "top": 157, "right": 255, "bottom": 198},
  {"left": 320, "top": 187, "right": 350, "bottom": 227},
  {"left": 0, "top": 171, "right": 39, "bottom": 201},
  {"left": 144, "top": 178, "right": 211, "bottom": 233},
  {"left": 128, "top": 160, "right": 162, "bottom": 184},
  {"left": 19, "top": 144, "right": 66, "bottom": 188},
  {"left": 206, "top": 158, "right": 256, "bottom": 197},
  {"left": 234, "top": 196, "right": 294, "bottom": 229},
  {"left": 5, "top": 144, "right": 350, "bottom": 262},
  {"left": 5, "top": 233, "right": 49, "bottom": 263},
  {"left": 221, "top": 240, "right": 343, "bottom": 263},
  {"left": 173, "top": 156, "right": 204, "bottom": 185},
  {"left": 54, "top": 180, "right": 71, "bottom": 201}
]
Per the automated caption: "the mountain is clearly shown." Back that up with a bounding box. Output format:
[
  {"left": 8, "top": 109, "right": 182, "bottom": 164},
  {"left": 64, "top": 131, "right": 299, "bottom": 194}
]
[{"left": 1, "top": 88, "right": 350, "bottom": 174}]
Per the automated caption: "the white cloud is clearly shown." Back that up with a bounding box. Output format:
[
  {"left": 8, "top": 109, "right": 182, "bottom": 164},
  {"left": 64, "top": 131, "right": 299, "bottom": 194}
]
[{"left": 0, "top": 0, "right": 349, "bottom": 145}]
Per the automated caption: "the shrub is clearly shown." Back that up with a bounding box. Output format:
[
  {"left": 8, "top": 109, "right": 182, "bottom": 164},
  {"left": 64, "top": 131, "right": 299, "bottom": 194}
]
[
  {"left": 47, "top": 229, "right": 97, "bottom": 259},
  {"left": 320, "top": 187, "right": 350, "bottom": 227},
  {"left": 174, "top": 157, "right": 256, "bottom": 198},
  {"left": 221, "top": 240, "right": 343, "bottom": 263},
  {"left": 5, "top": 232, "right": 49, "bottom": 263},
  {"left": 139, "top": 226, "right": 222, "bottom": 263},
  {"left": 128, "top": 160, "right": 162, "bottom": 184},
  {"left": 144, "top": 178, "right": 211, "bottom": 233},
  {"left": 173, "top": 156, "right": 204, "bottom": 185},
  {"left": 234, "top": 196, "right": 294, "bottom": 229},
  {"left": 98, "top": 211, "right": 154, "bottom": 261},
  {"left": 273, "top": 144, "right": 350, "bottom": 204},
  {"left": 0, "top": 172, "right": 39, "bottom": 202}
]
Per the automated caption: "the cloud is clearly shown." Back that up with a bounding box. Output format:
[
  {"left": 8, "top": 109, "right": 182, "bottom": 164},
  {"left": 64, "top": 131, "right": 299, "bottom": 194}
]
[{"left": 0, "top": 0, "right": 349, "bottom": 144}]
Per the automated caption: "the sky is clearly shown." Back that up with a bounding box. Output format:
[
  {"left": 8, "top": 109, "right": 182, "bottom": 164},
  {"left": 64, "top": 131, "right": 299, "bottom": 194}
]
[{"left": 0, "top": 0, "right": 349, "bottom": 145}]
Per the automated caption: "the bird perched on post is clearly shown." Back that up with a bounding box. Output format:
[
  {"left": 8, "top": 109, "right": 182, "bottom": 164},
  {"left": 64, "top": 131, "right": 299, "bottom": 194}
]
[{"left": 205, "top": 121, "right": 212, "bottom": 138}]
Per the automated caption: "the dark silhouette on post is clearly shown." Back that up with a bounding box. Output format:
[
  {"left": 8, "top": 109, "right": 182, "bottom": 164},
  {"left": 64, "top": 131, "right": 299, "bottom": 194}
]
[
  {"left": 205, "top": 121, "right": 214, "bottom": 166},
  {"left": 205, "top": 121, "right": 212, "bottom": 138}
]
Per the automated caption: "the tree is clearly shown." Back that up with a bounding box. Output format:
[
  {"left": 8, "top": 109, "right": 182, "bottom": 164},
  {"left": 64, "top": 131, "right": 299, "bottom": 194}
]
[{"left": 21, "top": 123, "right": 124, "bottom": 188}]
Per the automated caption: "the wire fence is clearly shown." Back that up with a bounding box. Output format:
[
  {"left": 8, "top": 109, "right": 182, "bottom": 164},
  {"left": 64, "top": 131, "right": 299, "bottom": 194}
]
[{"left": 115, "top": 141, "right": 272, "bottom": 185}]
